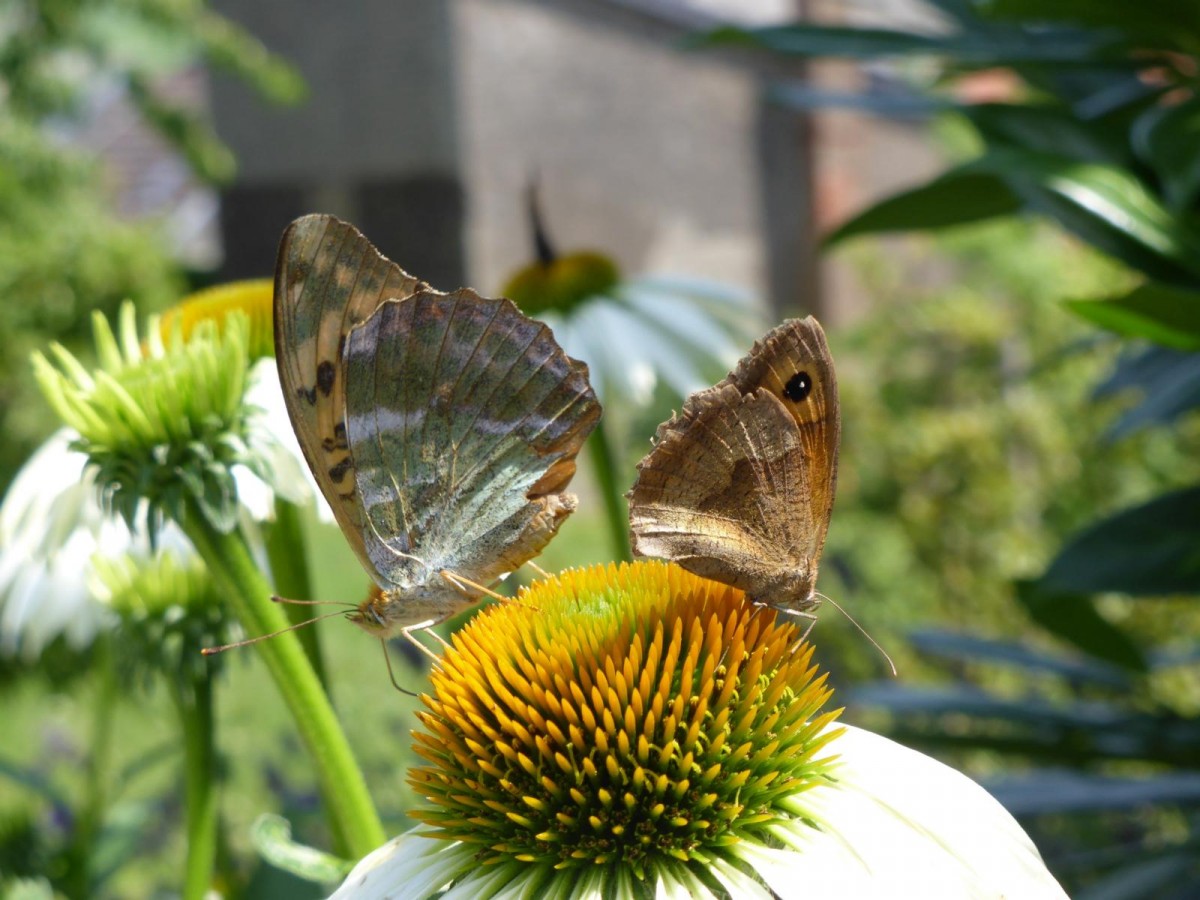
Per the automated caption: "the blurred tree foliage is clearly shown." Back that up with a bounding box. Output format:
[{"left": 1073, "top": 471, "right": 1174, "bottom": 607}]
[
  {"left": 824, "top": 219, "right": 1198, "bottom": 672},
  {"left": 706, "top": 1, "right": 1200, "bottom": 893},
  {"left": 0, "top": 0, "right": 303, "bottom": 493}
]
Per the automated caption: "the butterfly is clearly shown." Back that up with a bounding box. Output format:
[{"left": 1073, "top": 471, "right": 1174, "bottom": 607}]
[
  {"left": 274, "top": 214, "right": 601, "bottom": 640},
  {"left": 627, "top": 317, "right": 839, "bottom": 621}
]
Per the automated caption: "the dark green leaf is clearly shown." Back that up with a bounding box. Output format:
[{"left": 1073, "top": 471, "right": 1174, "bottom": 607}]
[
  {"left": 984, "top": 152, "right": 1200, "bottom": 285},
  {"left": 979, "top": 0, "right": 1200, "bottom": 52},
  {"left": 1067, "top": 282, "right": 1200, "bottom": 349},
  {"left": 908, "top": 628, "right": 1132, "bottom": 688},
  {"left": 696, "top": 22, "right": 1124, "bottom": 65},
  {"left": 852, "top": 683, "right": 1199, "bottom": 764},
  {"left": 1015, "top": 580, "right": 1147, "bottom": 671},
  {"left": 767, "top": 82, "right": 945, "bottom": 117},
  {"left": 1076, "top": 855, "right": 1200, "bottom": 900},
  {"left": 1036, "top": 488, "right": 1200, "bottom": 596},
  {"left": 1132, "top": 96, "right": 1200, "bottom": 212},
  {"left": 987, "top": 770, "right": 1200, "bottom": 815},
  {"left": 829, "top": 149, "right": 1200, "bottom": 284},
  {"left": 966, "top": 103, "right": 1129, "bottom": 164},
  {"left": 825, "top": 170, "right": 1022, "bottom": 243},
  {"left": 1095, "top": 346, "right": 1200, "bottom": 437}
]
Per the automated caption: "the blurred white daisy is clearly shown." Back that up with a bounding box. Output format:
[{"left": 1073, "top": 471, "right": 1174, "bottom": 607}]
[
  {"left": 541, "top": 274, "right": 764, "bottom": 413},
  {"left": 1, "top": 297, "right": 330, "bottom": 660}
]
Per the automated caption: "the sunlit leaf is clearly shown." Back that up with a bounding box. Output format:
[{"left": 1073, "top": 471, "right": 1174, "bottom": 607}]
[{"left": 1067, "top": 282, "right": 1200, "bottom": 349}]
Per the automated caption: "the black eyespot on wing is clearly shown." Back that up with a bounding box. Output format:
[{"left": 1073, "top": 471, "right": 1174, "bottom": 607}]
[
  {"left": 317, "top": 360, "right": 336, "bottom": 397},
  {"left": 783, "top": 371, "right": 813, "bottom": 402}
]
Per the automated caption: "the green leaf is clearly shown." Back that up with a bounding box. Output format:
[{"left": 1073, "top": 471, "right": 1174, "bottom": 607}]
[
  {"left": 696, "top": 22, "right": 1124, "bottom": 65},
  {"left": 1067, "top": 282, "right": 1200, "bottom": 349},
  {"left": 1015, "top": 580, "right": 1147, "bottom": 671},
  {"left": 1037, "top": 487, "right": 1200, "bottom": 596},
  {"left": 1132, "top": 96, "right": 1200, "bottom": 212},
  {"left": 908, "top": 629, "right": 1132, "bottom": 688},
  {"left": 964, "top": 103, "right": 1129, "bottom": 164},
  {"left": 988, "top": 771, "right": 1200, "bottom": 815},
  {"left": 251, "top": 815, "right": 352, "bottom": 884},
  {"left": 1095, "top": 347, "right": 1200, "bottom": 438},
  {"left": 982, "top": 151, "right": 1200, "bottom": 285},
  {"left": 831, "top": 148, "right": 1200, "bottom": 285},
  {"left": 979, "top": 0, "right": 1200, "bottom": 52},
  {"left": 825, "top": 170, "right": 1022, "bottom": 243}
]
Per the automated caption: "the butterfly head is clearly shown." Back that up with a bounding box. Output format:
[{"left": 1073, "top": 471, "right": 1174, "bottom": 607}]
[
  {"left": 751, "top": 567, "right": 822, "bottom": 615},
  {"left": 348, "top": 580, "right": 479, "bottom": 639}
]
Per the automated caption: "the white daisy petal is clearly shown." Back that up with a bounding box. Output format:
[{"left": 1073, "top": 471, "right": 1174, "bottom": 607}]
[{"left": 754, "top": 724, "right": 1068, "bottom": 899}]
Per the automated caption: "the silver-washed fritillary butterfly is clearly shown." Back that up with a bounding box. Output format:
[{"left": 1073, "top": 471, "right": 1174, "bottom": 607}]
[{"left": 274, "top": 214, "right": 601, "bottom": 640}]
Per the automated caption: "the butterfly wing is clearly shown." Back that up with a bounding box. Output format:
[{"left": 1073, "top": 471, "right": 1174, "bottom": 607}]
[
  {"left": 342, "top": 289, "right": 601, "bottom": 592},
  {"left": 720, "top": 315, "right": 840, "bottom": 562},
  {"left": 274, "top": 214, "right": 428, "bottom": 580},
  {"left": 628, "top": 317, "right": 839, "bottom": 606},
  {"left": 629, "top": 384, "right": 819, "bottom": 600}
]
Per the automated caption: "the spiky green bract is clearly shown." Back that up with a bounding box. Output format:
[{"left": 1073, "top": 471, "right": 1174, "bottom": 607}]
[
  {"left": 407, "top": 560, "right": 842, "bottom": 897},
  {"left": 31, "top": 302, "right": 261, "bottom": 540},
  {"left": 91, "top": 552, "right": 229, "bottom": 691}
]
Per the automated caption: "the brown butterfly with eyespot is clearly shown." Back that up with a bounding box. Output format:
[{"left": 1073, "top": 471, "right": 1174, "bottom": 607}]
[{"left": 628, "top": 316, "right": 840, "bottom": 628}]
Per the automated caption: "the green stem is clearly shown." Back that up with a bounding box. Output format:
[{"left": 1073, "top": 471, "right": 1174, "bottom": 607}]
[
  {"left": 264, "top": 497, "right": 327, "bottom": 686},
  {"left": 70, "top": 637, "right": 118, "bottom": 898},
  {"left": 177, "top": 671, "right": 218, "bottom": 900},
  {"left": 181, "top": 498, "right": 385, "bottom": 858},
  {"left": 588, "top": 419, "right": 632, "bottom": 562},
  {"left": 263, "top": 498, "right": 349, "bottom": 855}
]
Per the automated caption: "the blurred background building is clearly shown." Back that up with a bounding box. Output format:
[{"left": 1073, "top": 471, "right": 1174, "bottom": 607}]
[{"left": 90, "top": 0, "right": 944, "bottom": 323}]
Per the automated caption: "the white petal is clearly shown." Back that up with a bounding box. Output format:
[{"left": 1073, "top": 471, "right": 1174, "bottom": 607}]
[
  {"left": 244, "top": 358, "right": 335, "bottom": 523},
  {"left": 753, "top": 724, "right": 1068, "bottom": 899},
  {"left": 327, "top": 828, "right": 472, "bottom": 900}
]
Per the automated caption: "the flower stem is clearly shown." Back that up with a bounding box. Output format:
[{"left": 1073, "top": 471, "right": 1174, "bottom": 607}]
[
  {"left": 181, "top": 497, "right": 385, "bottom": 857},
  {"left": 264, "top": 497, "right": 328, "bottom": 686},
  {"left": 69, "top": 637, "right": 118, "bottom": 898},
  {"left": 176, "top": 671, "right": 218, "bottom": 900},
  {"left": 587, "top": 418, "right": 632, "bottom": 561}
]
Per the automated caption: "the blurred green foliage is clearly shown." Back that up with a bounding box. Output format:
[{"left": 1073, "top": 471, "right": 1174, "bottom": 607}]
[
  {"left": 708, "top": 1, "right": 1200, "bottom": 894},
  {"left": 824, "top": 220, "right": 1199, "bottom": 673},
  {"left": 0, "top": 0, "right": 303, "bottom": 494}
]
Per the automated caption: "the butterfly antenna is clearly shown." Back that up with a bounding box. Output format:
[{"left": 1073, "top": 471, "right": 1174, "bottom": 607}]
[
  {"left": 201, "top": 609, "right": 348, "bottom": 655},
  {"left": 380, "top": 638, "right": 419, "bottom": 697},
  {"left": 271, "top": 595, "right": 357, "bottom": 609},
  {"left": 815, "top": 592, "right": 898, "bottom": 677}
]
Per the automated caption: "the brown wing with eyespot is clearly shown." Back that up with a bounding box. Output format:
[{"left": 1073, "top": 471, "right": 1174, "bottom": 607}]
[
  {"left": 720, "top": 316, "right": 839, "bottom": 575},
  {"left": 629, "top": 383, "right": 817, "bottom": 595},
  {"left": 628, "top": 316, "right": 839, "bottom": 604},
  {"left": 273, "top": 214, "right": 428, "bottom": 578}
]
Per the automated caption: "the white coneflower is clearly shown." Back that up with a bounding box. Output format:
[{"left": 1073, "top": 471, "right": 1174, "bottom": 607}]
[
  {"left": 0, "top": 282, "right": 330, "bottom": 659},
  {"left": 330, "top": 561, "right": 1067, "bottom": 899}
]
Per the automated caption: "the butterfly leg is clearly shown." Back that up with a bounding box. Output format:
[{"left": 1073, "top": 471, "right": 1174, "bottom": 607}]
[
  {"left": 525, "top": 560, "right": 550, "bottom": 579},
  {"left": 380, "top": 638, "right": 420, "bottom": 696},
  {"left": 774, "top": 608, "right": 819, "bottom": 654},
  {"left": 440, "top": 569, "right": 507, "bottom": 603},
  {"left": 441, "top": 570, "right": 541, "bottom": 614}
]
